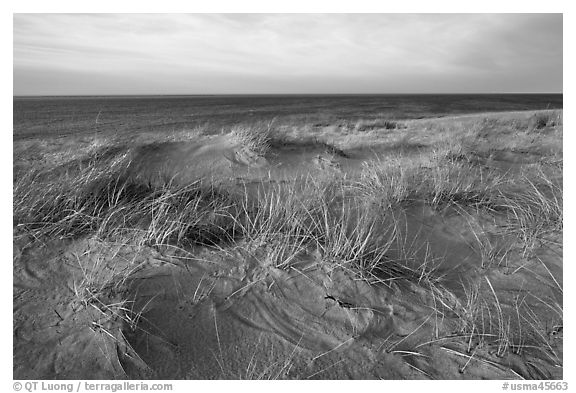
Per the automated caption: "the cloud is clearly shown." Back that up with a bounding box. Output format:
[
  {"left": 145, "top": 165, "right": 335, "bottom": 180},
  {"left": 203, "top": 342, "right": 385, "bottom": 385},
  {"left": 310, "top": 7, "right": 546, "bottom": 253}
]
[{"left": 13, "top": 13, "right": 562, "bottom": 94}]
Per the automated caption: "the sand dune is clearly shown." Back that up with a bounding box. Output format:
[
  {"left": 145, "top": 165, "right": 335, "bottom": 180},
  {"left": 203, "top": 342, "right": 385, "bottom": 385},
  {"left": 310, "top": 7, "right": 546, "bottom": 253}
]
[{"left": 13, "top": 110, "right": 563, "bottom": 379}]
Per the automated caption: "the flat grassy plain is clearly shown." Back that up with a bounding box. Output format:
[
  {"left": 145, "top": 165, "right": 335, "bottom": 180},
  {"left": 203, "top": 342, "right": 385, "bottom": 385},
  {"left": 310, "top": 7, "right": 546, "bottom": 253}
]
[{"left": 13, "top": 100, "right": 562, "bottom": 379}]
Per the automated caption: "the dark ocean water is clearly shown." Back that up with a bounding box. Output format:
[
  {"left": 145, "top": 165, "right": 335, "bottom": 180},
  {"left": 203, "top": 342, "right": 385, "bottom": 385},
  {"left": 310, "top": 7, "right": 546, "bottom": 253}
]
[{"left": 13, "top": 94, "right": 563, "bottom": 140}]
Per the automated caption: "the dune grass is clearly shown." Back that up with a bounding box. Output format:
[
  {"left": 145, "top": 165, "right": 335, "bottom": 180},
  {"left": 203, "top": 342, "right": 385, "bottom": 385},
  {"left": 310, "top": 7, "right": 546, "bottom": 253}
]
[
  {"left": 13, "top": 112, "right": 563, "bottom": 378},
  {"left": 230, "top": 120, "right": 276, "bottom": 156}
]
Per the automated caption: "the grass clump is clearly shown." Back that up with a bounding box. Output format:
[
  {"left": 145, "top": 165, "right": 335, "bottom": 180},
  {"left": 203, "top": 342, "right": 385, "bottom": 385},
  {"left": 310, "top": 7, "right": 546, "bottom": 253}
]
[
  {"left": 498, "top": 169, "right": 562, "bottom": 257},
  {"left": 528, "top": 111, "right": 562, "bottom": 131},
  {"left": 353, "top": 119, "right": 401, "bottom": 132},
  {"left": 13, "top": 154, "right": 237, "bottom": 247},
  {"left": 358, "top": 153, "right": 508, "bottom": 211},
  {"left": 450, "top": 277, "right": 562, "bottom": 370},
  {"left": 230, "top": 120, "right": 276, "bottom": 156},
  {"left": 228, "top": 183, "right": 313, "bottom": 269}
]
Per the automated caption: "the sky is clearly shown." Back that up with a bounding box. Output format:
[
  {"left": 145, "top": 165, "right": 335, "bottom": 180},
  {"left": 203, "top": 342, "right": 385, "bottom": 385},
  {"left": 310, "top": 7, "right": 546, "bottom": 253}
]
[{"left": 13, "top": 13, "right": 563, "bottom": 95}]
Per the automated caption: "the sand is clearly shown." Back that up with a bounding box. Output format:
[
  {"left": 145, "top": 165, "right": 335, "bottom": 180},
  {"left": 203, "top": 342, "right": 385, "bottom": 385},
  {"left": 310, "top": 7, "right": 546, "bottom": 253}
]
[{"left": 13, "top": 110, "right": 563, "bottom": 379}]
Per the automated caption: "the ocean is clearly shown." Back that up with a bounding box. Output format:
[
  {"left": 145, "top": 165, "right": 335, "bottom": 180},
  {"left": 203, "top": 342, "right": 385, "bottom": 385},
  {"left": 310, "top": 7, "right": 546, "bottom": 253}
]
[{"left": 13, "top": 94, "right": 563, "bottom": 140}]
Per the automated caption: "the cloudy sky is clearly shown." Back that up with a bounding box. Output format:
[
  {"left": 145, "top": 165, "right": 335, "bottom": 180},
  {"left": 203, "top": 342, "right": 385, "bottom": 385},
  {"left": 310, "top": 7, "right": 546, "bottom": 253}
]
[{"left": 13, "top": 13, "right": 562, "bottom": 95}]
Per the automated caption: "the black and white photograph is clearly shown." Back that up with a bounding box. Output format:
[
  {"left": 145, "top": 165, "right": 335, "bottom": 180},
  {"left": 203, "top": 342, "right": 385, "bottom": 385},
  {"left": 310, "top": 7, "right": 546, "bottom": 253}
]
[{"left": 11, "top": 10, "right": 564, "bottom": 382}]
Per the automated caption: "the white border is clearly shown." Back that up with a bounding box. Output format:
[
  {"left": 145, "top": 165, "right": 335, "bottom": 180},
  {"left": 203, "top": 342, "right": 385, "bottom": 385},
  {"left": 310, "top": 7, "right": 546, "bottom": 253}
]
[{"left": 4, "top": 1, "right": 571, "bottom": 390}]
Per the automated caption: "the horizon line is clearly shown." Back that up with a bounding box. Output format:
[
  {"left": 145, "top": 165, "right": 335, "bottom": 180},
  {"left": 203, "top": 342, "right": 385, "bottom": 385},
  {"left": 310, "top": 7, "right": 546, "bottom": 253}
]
[{"left": 13, "top": 92, "right": 564, "bottom": 98}]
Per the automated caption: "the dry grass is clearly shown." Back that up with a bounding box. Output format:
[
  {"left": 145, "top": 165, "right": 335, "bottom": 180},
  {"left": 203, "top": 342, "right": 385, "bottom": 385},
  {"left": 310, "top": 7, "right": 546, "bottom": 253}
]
[
  {"left": 230, "top": 120, "right": 276, "bottom": 156},
  {"left": 13, "top": 111, "right": 563, "bottom": 379}
]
